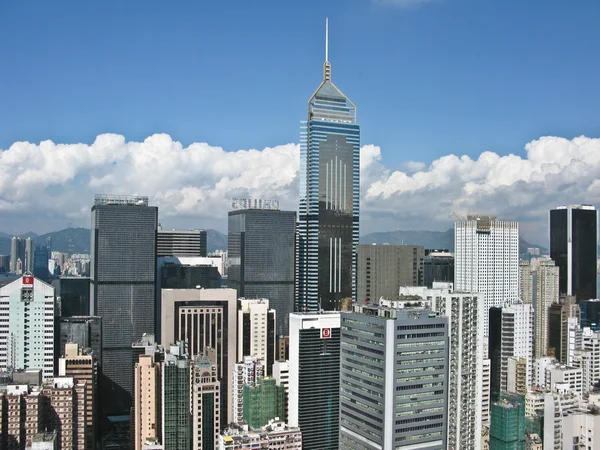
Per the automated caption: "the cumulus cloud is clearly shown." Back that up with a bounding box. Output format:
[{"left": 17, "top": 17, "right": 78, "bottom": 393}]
[{"left": 1, "top": 133, "right": 599, "bottom": 244}]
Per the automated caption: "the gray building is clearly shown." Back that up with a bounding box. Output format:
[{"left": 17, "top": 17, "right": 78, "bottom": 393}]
[
  {"left": 157, "top": 228, "right": 207, "bottom": 257},
  {"left": 424, "top": 250, "right": 454, "bottom": 288},
  {"left": 59, "top": 316, "right": 102, "bottom": 363},
  {"left": 356, "top": 244, "right": 424, "bottom": 303},
  {"left": 9, "top": 236, "right": 25, "bottom": 274},
  {"left": 339, "top": 301, "right": 449, "bottom": 449},
  {"left": 228, "top": 204, "right": 295, "bottom": 336},
  {"left": 90, "top": 194, "right": 158, "bottom": 415}
]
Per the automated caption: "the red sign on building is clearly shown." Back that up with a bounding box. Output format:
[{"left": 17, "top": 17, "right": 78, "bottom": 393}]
[
  {"left": 321, "top": 327, "right": 331, "bottom": 339},
  {"left": 22, "top": 276, "right": 33, "bottom": 287}
]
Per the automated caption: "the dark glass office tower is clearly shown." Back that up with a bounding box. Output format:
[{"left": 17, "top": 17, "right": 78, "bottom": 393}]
[
  {"left": 90, "top": 194, "right": 157, "bottom": 415},
  {"left": 33, "top": 245, "right": 50, "bottom": 281},
  {"left": 550, "top": 205, "right": 598, "bottom": 301},
  {"left": 228, "top": 204, "right": 296, "bottom": 335},
  {"left": 581, "top": 299, "right": 600, "bottom": 331},
  {"left": 54, "top": 276, "right": 91, "bottom": 316},
  {"left": 297, "top": 21, "right": 360, "bottom": 312},
  {"left": 157, "top": 229, "right": 207, "bottom": 257},
  {"left": 424, "top": 249, "right": 454, "bottom": 288}
]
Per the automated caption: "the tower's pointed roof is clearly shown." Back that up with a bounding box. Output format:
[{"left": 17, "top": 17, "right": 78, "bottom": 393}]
[{"left": 307, "top": 19, "right": 356, "bottom": 123}]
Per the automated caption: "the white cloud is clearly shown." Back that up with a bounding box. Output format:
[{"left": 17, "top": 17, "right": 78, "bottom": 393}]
[{"left": 1, "top": 133, "right": 599, "bottom": 244}]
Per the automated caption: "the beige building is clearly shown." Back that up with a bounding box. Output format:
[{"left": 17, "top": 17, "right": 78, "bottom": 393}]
[
  {"left": 59, "top": 343, "right": 98, "bottom": 450},
  {"left": 160, "top": 288, "right": 237, "bottom": 424},
  {"left": 506, "top": 357, "right": 528, "bottom": 395},
  {"left": 43, "top": 377, "right": 87, "bottom": 449},
  {"left": 519, "top": 260, "right": 533, "bottom": 304},
  {"left": 535, "top": 260, "right": 559, "bottom": 358},
  {"left": 356, "top": 244, "right": 424, "bottom": 303},
  {"left": 134, "top": 354, "right": 161, "bottom": 450}
]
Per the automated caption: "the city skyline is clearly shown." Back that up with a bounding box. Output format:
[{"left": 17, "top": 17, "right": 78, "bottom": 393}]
[{"left": 2, "top": 2, "right": 600, "bottom": 242}]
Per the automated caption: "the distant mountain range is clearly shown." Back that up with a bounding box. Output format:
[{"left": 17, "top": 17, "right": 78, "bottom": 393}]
[{"left": 0, "top": 227, "right": 546, "bottom": 256}]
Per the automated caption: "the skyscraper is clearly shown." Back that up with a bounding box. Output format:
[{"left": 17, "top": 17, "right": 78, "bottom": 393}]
[
  {"left": 25, "top": 237, "right": 34, "bottom": 274},
  {"left": 580, "top": 299, "right": 600, "bottom": 331},
  {"left": 534, "top": 260, "right": 559, "bottom": 358},
  {"left": 0, "top": 275, "right": 56, "bottom": 380},
  {"left": 339, "top": 300, "right": 449, "bottom": 449},
  {"left": 90, "top": 194, "right": 158, "bottom": 415},
  {"left": 424, "top": 249, "right": 454, "bottom": 287},
  {"left": 134, "top": 354, "right": 161, "bottom": 450},
  {"left": 9, "top": 236, "right": 25, "bottom": 274},
  {"left": 238, "top": 299, "right": 276, "bottom": 376},
  {"left": 454, "top": 215, "right": 519, "bottom": 334},
  {"left": 156, "top": 228, "right": 207, "bottom": 257},
  {"left": 288, "top": 312, "right": 341, "bottom": 449},
  {"left": 191, "top": 354, "right": 220, "bottom": 450},
  {"left": 550, "top": 205, "right": 598, "bottom": 300},
  {"left": 161, "top": 342, "right": 191, "bottom": 450},
  {"left": 296, "top": 20, "right": 360, "bottom": 312},
  {"left": 228, "top": 201, "right": 295, "bottom": 336},
  {"left": 356, "top": 244, "right": 424, "bottom": 302}
]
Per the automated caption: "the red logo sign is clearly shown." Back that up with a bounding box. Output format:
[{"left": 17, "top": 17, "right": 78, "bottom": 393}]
[
  {"left": 321, "top": 328, "right": 331, "bottom": 339},
  {"left": 22, "top": 276, "right": 33, "bottom": 287}
]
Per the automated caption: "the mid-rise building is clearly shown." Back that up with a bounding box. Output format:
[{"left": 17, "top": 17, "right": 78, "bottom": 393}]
[
  {"left": 489, "top": 303, "right": 534, "bottom": 397},
  {"left": 161, "top": 342, "right": 190, "bottom": 450},
  {"left": 454, "top": 215, "right": 519, "bottom": 334},
  {"left": 43, "top": 377, "right": 87, "bottom": 449},
  {"left": 519, "top": 260, "right": 533, "bottom": 304},
  {"left": 134, "top": 354, "right": 161, "bottom": 450},
  {"left": 545, "top": 362, "right": 583, "bottom": 397},
  {"left": 58, "top": 343, "right": 98, "bottom": 450},
  {"left": 339, "top": 300, "right": 449, "bottom": 450},
  {"left": 191, "top": 354, "right": 220, "bottom": 450},
  {"left": 543, "top": 383, "right": 581, "bottom": 449},
  {"left": 289, "top": 312, "right": 341, "bottom": 449},
  {"left": 238, "top": 299, "right": 276, "bottom": 376},
  {"left": 506, "top": 357, "right": 528, "bottom": 395},
  {"left": 356, "top": 244, "right": 424, "bottom": 302},
  {"left": 90, "top": 194, "right": 157, "bottom": 415},
  {"left": 157, "top": 228, "right": 207, "bottom": 257},
  {"left": 0, "top": 275, "right": 55, "bottom": 379},
  {"left": 160, "top": 288, "right": 237, "bottom": 424},
  {"left": 219, "top": 419, "right": 302, "bottom": 450},
  {"left": 296, "top": 22, "right": 360, "bottom": 312},
  {"left": 243, "top": 378, "right": 286, "bottom": 429},
  {"left": 489, "top": 393, "right": 525, "bottom": 449},
  {"left": 582, "top": 327, "right": 600, "bottom": 390},
  {"left": 232, "top": 356, "right": 265, "bottom": 425},
  {"left": 228, "top": 204, "right": 296, "bottom": 335},
  {"left": 59, "top": 316, "right": 102, "bottom": 365},
  {"left": 550, "top": 205, "right": 598, "bottom": 300},
  {"left": 423, "top": 249, "right": 454, "bottom": 288}
]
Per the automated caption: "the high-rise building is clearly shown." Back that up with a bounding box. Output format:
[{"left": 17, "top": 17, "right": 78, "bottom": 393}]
[
  {"left": 58, "top": 343, "right": 98, "bottom": 450},
  {"left": 0, "top": 275, "right": 56, "bottom": 380},
  {"left": 339, "top": 300, "right": 449, "bottom": 449},
  {"left": 296, "top": 20, "right": 360, "bottom": 313},
  {"left": 489, "top": 393, "right": 526, "bottom": 449},
  {"left": 232, "top": 356, "right": 265, "bottom": 425},
  {"left": 228, "top": 203, "right": 295, "bottom": 336},
  {"left": 33, "top": 245, "right": 49, "bottom": 281},
  {"left": 90, "top": 194, "right": 157, "bottom": 415},
  {"left": 161, "top": 342, "right": 190, "bottom": 450},
  {"left": 55, "top": 276, "right": 91, "bottom": 316},
  {"left": 356, "top": 244, "right": 424, "bottom": 302},
  {"left": 134, "top": 354, "right": 161, "bottom": 450},
  {"left": 43, "top": 377, "right": 88, "bottom": 449},
  {"left": 580, "top": 299, "right": 600, "bottom": 331},
  {"left": 518, "top": 260, "right": 533, "bottom": 304},
  {"left": 550, "top": 205, "right": 598, "bottom": 300},
  {"left": 238, "top": 299, "right": 276, "bottom": 376},
  {"left": 489, "top": 304, "right": 534, "bottom": 397},
  {"left": 0, "top": 254, "right": 9, "bottom": 273},
  {"left": 454, "top": 215, "right": 519, "bottom": 334},
  {"left": 548, "top": 295, "right": 579, "bottom": 363},
  {"left": 160, "top": 288, "right": 237, "bottom": 424},
  {"left": 59, "top": 316, "right": 102, "bottom": 364},
  {"left": 243, "top": 378, "right": 286, "bottom": 429},
  {"left": 289, "top": 312, "right": 341, "bottom": 449},
  {"left": 423, "top": 249, "right": 454, "bottom": 287},
  {"left": 581, "top": 327, "right": 600, "bottom": 392},
  {"left": 157, "top": 229, "right": 207, "bottom": 257},
  {"left": 530, "top": 260, "right": 560, "bottom": 358},
  {"left": 25, "top": 237, "right": 34, "bottom": 274},
  {"left": 9, "top": 236, "right": 25, "bottom": 274},
  {"left": 542, "top": 384, "right": 580, "bottom": 449},
  {"left": 191, "top": 354, "right": 220, "bottom": 450}
]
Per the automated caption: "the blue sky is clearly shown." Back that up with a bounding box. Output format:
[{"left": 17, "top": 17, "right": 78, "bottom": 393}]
[
  {"left": 1, "top": 0, "right": 599, "bottom": 167},
  {"left": 1, "top": 0, "right": 600, "bottom": 240}
]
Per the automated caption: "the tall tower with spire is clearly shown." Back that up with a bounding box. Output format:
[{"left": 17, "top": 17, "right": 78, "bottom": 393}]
[{"left": 296, "top": 19, "right": 360, "bottom": 312}]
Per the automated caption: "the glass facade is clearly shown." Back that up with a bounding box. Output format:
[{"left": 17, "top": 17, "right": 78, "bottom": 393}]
[
  {"left": 297, "top": 327, "right": 341, "bottom": 449},
  {"left": 424, "top": 250, "right": 454, "bottom": 288},
  {"left": 550, "top": 206, "right": 598, "bottom": 300},
  {"left": 55, "top": 277, "right": 91, "bottom": 316},
  {"left": 162, "top": 357, "right": 191, "bottom": 450},
  {"left": 90, "top": 198, "right": 157, "bottom": 415},
  {"left": 297, "top": 59, "right": 360, "bottom": 312},
  {"left": 228, "top": 209, "right": 296, "bottom": 335},
  {"left": 580, "top": 299, "right": 600, "bottom": 331}
]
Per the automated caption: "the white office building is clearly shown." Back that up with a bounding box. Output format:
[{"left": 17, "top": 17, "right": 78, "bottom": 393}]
[
  {"left": 454, "top": 215, "right": 519, "bottom": 335},
  {"left": 237, "top": 299, "right": 276, "bottom": 375},
  {"left": 0, "top": 276, "right": 56, "bottom": 380}
]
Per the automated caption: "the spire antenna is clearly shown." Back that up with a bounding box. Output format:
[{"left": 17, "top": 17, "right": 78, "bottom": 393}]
[
  {"left": 323, "top": 18, "right": 332, "bottom": 81},
  {"left": 325, "top": 18, "right": 329, "bottom": 62}
]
